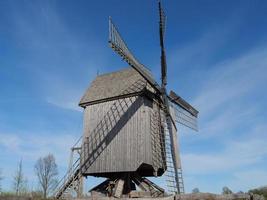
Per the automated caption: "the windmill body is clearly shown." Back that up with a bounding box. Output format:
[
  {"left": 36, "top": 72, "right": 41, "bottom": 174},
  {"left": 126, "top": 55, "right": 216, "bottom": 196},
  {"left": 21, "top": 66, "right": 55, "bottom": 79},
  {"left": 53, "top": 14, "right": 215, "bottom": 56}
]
[{"left": 79, "top": 68, "right": 166, "bottom": 178}]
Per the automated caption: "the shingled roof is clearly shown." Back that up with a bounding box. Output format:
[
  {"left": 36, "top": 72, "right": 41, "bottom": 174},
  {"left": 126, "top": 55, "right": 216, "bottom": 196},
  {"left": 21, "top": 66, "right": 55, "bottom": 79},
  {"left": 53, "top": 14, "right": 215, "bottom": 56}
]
[{"left": 79, "top": 68, "right": 148, "bottom": 107}]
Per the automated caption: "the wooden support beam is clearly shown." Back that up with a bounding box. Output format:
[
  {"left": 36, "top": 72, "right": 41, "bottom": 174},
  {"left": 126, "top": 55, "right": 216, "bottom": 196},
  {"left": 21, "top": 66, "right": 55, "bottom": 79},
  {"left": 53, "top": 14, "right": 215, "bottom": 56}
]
[{"left": 113, "top": 179, "right": 125, "bottom": 198}]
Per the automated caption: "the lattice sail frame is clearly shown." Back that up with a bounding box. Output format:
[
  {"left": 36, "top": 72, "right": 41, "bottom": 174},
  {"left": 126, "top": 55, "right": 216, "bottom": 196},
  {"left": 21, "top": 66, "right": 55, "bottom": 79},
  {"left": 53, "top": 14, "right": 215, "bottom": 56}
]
[
  {"left": 170, "top": 100, "right": 198, "bottom": 131},
  {"left": 109, "top": 17, "right": 162, "bottom": 93}
]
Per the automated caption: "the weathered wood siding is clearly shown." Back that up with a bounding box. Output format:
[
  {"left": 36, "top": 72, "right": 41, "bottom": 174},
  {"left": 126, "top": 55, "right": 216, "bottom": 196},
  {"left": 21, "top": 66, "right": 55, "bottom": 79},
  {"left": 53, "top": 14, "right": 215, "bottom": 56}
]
[{"left": 80, "top": 95, "right": 165, "bottom": 177}]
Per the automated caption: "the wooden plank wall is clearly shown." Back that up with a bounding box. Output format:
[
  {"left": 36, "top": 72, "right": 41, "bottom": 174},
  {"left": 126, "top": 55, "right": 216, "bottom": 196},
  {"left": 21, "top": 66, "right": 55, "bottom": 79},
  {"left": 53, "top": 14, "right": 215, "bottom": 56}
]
[{"left": 80, "top": 95, "right": 161, "bottom": 175}]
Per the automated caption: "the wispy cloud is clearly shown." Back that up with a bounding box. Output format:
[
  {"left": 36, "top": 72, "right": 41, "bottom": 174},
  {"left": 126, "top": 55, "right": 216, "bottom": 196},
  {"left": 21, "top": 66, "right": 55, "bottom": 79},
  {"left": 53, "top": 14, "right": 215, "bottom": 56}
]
[
  {"left": 193, "top": 47, "right": 267, "bottom": 116},
  {"left": 0, "top": 134, "right": 21, "bottom": 152},
  {"left": 0, "top": 132, "right": 78, "bottom": 166},
  {"left": 229, "top": 170, "right": 267, "bottom": 191},
  {"left": 0, "top": 131, "right": 80, "bottom": 190},
  {"left": 183, "top": 137, "right": 267, "bottom": 174},
  {"left": 182, "top": 131, "right": 267, "bottom": 192},
  {"left": 45, "top": 79, "right": 84, "bottom": 112},
  {"left": 167, "top": 21, "right": 267, "bottom": 183},
  {"left": 194, "top": 49, "right": 267, "bottom": 139},
  {"left": 173, "top": 20, "right": 267, "bottom": 191}
]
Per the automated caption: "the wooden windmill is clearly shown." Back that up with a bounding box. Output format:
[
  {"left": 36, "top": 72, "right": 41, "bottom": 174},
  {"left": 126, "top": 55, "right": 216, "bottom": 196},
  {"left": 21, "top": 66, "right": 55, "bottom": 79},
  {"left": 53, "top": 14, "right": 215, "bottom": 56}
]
[{"left": 54, "top": 1, "right": 198, "bottom": 199}]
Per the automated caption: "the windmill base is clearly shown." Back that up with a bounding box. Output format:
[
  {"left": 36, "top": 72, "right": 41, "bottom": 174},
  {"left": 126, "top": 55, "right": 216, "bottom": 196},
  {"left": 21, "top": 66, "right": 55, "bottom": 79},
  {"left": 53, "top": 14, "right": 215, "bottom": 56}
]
[{"left": 90, "top": 173, "right": 165, "bottom": 198}]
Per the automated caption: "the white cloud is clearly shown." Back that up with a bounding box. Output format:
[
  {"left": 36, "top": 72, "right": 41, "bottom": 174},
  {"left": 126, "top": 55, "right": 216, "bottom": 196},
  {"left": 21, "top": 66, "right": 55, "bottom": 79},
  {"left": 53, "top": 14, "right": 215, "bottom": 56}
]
[
  {"left": 0, "top": 134, "right": 21, "bottom": 152},
  {"left": 178, "top": 45, "right": 267, "bottom": 190},
  {"left": 229, "top": 170, "right": 267, "bottom": 192},
  {"left": 0, "top": 131, "right": 82, "bottom": 191},
  {"left": 0, "top": 132, "right": 79, "bottom": 166},
  {"left": 193, "top": 47, "right": 267, "bottom": 117},
  {"left": 46, "top": 85, "right": 84, "bottom": 112},
  {"left": 179, "top": 47, "right": 267, "bottom": 143},
  {"left": 182, "top": 137, "right": 267, "bottom": 174},
  {"left": 47, "top": 98, "right": 83, "bottom": 112}
]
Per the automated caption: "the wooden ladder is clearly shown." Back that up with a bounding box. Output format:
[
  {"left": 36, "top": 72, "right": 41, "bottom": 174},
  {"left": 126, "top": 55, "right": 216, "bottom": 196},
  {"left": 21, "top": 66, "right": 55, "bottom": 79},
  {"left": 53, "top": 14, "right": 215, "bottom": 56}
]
[{"left": 163, "top": 119, "right": 185, "bottom": 194}]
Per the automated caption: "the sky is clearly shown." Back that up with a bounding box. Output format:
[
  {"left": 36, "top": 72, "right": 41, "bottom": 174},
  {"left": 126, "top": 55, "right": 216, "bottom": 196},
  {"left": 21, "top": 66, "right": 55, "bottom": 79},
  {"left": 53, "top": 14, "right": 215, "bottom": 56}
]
[{"left": 0, "top": 0, "right": 267, "bottom": 195}]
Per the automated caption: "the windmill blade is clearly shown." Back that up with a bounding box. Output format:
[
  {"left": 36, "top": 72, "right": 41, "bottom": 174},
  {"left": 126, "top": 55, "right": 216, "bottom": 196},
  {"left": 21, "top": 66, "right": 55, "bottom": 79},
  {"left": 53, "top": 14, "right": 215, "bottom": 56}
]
[
  {"left": 170, "top": 100, "right": 198, "bottom": 131},
  {"left": 109, "top": 17, "right": 162, "bottom": 93},
  {"left": 168, "top": 91, "right": 198, "bottom": 131},
  {"left": 169, "top": 90, "right": 198, "bottom": 117}
]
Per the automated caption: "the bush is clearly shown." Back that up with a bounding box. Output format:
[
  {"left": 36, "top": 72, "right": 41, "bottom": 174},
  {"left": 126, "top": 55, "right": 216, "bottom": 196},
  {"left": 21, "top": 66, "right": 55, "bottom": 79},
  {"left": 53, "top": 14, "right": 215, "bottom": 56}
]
[{"left": 249, "top": 187, "right": 267, "bottom": 200}]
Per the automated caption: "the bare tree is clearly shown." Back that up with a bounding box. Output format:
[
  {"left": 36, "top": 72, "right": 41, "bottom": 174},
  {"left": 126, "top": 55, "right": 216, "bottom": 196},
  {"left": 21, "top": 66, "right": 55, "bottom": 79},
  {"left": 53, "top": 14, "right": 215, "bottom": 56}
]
[
  {"left": 35, "top": 154, "right": 58, "bottom": 198},
  {"left": 13, "top": 159, "right": 27, "bottom": 195}
]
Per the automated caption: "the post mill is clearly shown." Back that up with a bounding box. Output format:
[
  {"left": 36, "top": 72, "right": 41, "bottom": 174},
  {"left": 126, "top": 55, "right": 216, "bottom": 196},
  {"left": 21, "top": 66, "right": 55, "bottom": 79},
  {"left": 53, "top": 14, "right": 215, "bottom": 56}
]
[{"left": 54, "top": 1, "right": 198, "bottom": 199}]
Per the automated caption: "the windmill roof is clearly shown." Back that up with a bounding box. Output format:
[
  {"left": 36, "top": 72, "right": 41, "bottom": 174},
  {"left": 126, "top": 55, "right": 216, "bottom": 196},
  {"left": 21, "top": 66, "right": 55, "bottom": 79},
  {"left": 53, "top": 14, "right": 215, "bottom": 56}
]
[{"left": 79, "top": 67, "right": 148, "bottom": 107}]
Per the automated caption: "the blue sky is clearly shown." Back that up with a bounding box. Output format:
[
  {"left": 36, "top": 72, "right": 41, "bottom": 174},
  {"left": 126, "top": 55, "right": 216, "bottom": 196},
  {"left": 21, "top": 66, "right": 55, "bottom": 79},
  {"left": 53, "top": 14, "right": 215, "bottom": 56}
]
[{"left": 0, "top": 0, "right": 267, "bottom": 194}]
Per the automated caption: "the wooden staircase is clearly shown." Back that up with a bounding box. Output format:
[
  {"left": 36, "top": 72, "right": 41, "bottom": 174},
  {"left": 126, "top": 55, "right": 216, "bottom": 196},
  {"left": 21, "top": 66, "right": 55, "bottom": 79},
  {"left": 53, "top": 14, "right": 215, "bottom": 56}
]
[{"left": 54, "top": 157, "right": 82, "bottom": 199}]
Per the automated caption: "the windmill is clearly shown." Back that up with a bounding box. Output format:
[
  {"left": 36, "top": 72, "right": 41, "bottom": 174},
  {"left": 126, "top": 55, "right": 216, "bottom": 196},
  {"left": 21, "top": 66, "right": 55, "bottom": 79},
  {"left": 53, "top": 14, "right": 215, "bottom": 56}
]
[
  {"left": 108, "top": 1, "right": 198, "bottom": 195},
  {"left": 54, "top": 1, "right": 198, "bottom": 199}
]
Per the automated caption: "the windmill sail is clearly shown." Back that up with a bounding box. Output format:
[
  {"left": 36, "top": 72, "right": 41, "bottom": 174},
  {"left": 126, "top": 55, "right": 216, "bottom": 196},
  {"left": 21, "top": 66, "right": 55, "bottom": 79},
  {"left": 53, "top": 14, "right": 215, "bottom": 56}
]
[
  {"left": 169, "top": 90, "right": 198, "bottom": 131},
  {"left": 170, "top": 100, "right": 198, "bottom": 131},
  {"left": 169, "top": 90, "right": 198, "bottom": 117},
  {"left": 109, "top": 17, "right": 161, "bottom": 93},
  {"left": 158, "top": 0, "right": 189, "bottom": 194}
]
